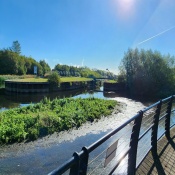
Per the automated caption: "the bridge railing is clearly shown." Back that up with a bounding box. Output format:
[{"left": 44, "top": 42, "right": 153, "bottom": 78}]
[{"left": 48, "top": 95, "right": 175, "bottom": 175}]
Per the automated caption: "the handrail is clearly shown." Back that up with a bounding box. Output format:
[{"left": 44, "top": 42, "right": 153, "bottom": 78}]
[{"left": 48, "top": 95, "right": 175, "bottom": 175}]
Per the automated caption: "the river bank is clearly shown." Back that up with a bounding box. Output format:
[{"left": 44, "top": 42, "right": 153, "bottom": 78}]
[{"left": 0, "top": 97, "right": 146, "bottom": 174}]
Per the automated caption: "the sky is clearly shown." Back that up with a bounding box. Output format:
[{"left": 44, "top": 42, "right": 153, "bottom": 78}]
[{"left": 0, "top": 0, "right": 175, "bottom": 74}]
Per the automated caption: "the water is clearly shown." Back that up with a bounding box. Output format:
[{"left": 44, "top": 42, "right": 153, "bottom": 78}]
[
  {"left": 0, "top": 96, "right": 147, "bottom": 175},
  {"left": 0, "top": 87, "right": 108, "bottom": 111},
  {"left": 0, "top": 87, "right": 168, "bottom": 174}
]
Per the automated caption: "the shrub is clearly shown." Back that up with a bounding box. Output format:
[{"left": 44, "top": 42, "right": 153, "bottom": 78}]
[{"left": 48, "top": 72, "right": 60, "bottom": 88}]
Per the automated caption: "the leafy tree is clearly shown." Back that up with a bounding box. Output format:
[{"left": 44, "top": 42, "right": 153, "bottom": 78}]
[
  {"left": 119, "top": 48, "right": 175, "bottom": 98},
  {"left": 48, "top": 71, "right": 60, "bottom": 87},
  {"left": 0, "top": 50, "right": 19, "bottom": 74},
  {"left": 10, "top": 41, "right": 21, "bottom": 54},
  {"left": 39, "top": 60, "right": 51, "bottom": 75}
]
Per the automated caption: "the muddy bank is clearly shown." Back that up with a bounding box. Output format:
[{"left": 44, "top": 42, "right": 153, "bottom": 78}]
[{"left": 0, "top": 97, "right": 147, "bottom": 175}]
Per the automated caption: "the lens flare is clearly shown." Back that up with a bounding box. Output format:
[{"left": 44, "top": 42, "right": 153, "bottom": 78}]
[{"left": 114, "top": 0, "right": 136, "bottom": 19}]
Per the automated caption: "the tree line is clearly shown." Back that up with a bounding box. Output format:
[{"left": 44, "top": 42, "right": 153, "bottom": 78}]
[
  {"left": 0, "top": 41, "right": 117, "bottom": 79},
  {"left": 54, "top": 64, "right": 117, "bottom": 79},
  {"left": 118, "top": 48, "right": 175, "bottom": 98},
  {"left": 0, "top": 41, "right": 51, "bottom": 75}
]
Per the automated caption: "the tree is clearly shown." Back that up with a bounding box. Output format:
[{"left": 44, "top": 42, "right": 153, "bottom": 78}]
[
  {"left": 0, "top": 50, "right": 19, "bottom": 74},
  {"left": 39, "top": 60, "right": 51, "bottom": 75},
  {"left": 119, "top": 48, "right": 175, "bottom": 98},
  {"left": 10, "top": 40, "right": 21, "bottom": 54},
  {"left": 48, "top": 71, "right": 60, "bottom": 88}
]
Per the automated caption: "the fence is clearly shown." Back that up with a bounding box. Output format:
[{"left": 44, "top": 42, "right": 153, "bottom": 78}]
[{"left": 48, "top": 95, "right": 175, "bottom": 175}]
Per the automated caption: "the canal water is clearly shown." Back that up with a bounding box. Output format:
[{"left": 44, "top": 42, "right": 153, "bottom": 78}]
[
  {"left": 0, "top": 87, "right": 107, "bottom": 111},
  {"left": 0, "top": 87, "right": 148, "bottom": 175}
]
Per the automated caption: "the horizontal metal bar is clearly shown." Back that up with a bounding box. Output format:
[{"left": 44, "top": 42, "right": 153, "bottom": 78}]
[
  {"left": 108, "top": 148, "right": 131, "bottom": 175},
  {"left": 48, "top": 157, "right": 76, "bottom": 175},
  {"left": 139, "top": 124, "right": 153, "bottom": 140},
  {"left": 162, "top": 96, "right": 172, "bottom": 102},
  {"left": 142, "top": 102, "right": 159, "bottom": 113},
  {"left": 136, "top": 145, "right": 152, "bottom": 169},
  {"left": 48, "top": 95, "right": 175, "bottom": 175},
  {"left": 170, "top": 123, "right": 175, "bottom": 128},
  {"left": 157, "top": 131, "right": 166, "bottom": 141},
  {"left": 87, "top": 113, "right": 140, "bottom": 153},
  {"left": 159, "top": 113, "right": 167, "bottom": 121}
]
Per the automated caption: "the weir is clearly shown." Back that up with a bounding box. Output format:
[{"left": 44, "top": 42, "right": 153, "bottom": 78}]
[{"left": 48, "top": 95, "right": 175, "bottom": 175}]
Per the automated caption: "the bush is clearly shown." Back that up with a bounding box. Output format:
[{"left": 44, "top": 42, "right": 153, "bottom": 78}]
[{"left": 48, "top": 72, "right": 60, "bottom": 88}]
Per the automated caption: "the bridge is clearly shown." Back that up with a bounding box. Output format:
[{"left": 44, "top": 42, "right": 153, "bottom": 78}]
[{"left": 48, "top": 95, "right": 175, "bottom": 175}]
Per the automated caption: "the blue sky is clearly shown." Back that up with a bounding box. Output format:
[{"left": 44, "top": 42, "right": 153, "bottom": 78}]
[{"left": 0, "top": 0, "right": 175, "bottom": 74}]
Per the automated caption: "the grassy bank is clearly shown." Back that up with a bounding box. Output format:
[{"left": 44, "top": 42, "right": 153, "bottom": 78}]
[
  {"left": 60, "top": 77, "right": 92, "bottom": 82},
  {"left": 2, "top": 76, "right": 92, "bottom": 83},
  {"left": 0, "top": 97, "right": 117, "bottom": 144}
]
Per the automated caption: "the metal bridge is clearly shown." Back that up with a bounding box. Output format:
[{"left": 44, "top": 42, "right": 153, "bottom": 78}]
[{"left": 48, "top": 95, "right": 175, "bottom": 175}]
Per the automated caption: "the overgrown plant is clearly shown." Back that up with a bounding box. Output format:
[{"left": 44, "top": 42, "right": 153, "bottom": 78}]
[{"left": 0, "top": 97, "right": 118, "bottom": 144}]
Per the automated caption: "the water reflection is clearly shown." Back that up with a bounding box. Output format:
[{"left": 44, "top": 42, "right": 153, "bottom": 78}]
[
  {"left": 0, "top": 86, "right": 129, "bottom": 111},
  {"left": 0, "top": 88, "right": 94, "bottom": 111}
]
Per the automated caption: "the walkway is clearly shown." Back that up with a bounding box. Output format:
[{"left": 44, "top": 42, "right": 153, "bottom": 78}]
[{"left": 136, "top": 127, "right": 175, "bottom": 175}]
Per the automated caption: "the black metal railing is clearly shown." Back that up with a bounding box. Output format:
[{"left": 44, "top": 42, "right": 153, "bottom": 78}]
[{"left": 48, "top": 95, "right": 175, "bottom": 175}]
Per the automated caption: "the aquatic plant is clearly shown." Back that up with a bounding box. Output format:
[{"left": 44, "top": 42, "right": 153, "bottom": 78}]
[{"left": 0, "top": 97, "right": 117, "bottom": 144}]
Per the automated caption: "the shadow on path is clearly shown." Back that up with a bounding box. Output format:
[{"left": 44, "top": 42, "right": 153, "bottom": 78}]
[{"left": 136, "top": 127, "right": 175, "bottom": 175}]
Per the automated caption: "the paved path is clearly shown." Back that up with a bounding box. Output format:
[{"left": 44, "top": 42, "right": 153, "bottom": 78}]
[{"left": 136, "top": 127, "right": 175, "bottom": 175}]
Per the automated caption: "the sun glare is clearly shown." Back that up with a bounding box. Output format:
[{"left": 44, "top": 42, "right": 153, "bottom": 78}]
[{"left": 115, "top": 0, "right": 136, "bottom": 19}]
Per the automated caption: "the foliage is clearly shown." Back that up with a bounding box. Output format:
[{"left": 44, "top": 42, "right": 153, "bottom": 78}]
[
  {"left": 39, "top": 60, "right": 51, "bottom": 75},
  {"left": 119, "top": 48, "right": 175, "bottom": 98},
  {"left": 48, "top": 71, "right": 60, "bottom": 87},
  {"left": 54, "top": 64, "right": 117, "bottom": 79},
  {"left": 9, "top": 40, "right": 21, "bottom": 54},
  {"left": 0, "top": 42, "right": 51, "bottom": 76},
  {"left": 0, "top": 97, "right": 117, "bottom": 144}
]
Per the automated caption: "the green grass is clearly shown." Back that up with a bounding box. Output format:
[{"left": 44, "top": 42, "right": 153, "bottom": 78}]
[
  {"left": 0, "top": 97, "right": 118, "bottom": 144},
  {"left": 8, "top": 77, "right": 48, "bottom": 82},
  {"left": 3, "top": 76, "right": 92, "bottom": 83},
  {"left": 106, "top": 80, "right": 117, "bottom": 83},
  {"left": 60, "top": 77, "right": 93, "bottom": 82}
]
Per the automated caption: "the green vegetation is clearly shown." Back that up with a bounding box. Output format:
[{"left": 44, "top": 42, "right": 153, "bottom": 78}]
[
  {"left": 7, "top": 77, "right": 48, "bottom": 82},
  {"left": 0, "top": 75, "right": 36, "bottom": 86},
  {"left": 0, "top": 41, "right": 117, "bottom": 82},
  {"left": 60, "top": 77, "right": 92, "bottom": 82},
  {"left": 48, "top": 72, "right": 61, "bottom": 88},
  {"left": 106, "top": 80, "right": 117, "bottom": 83},
  {"left": 0, "top": 76, "right": 92, "bottom": 83},
  {"left": 54, "top": 64, "right": 117, "bottom": 79},
  {"left": 0, "top": 41, "right": 51, "bottom": 76},
  {"left": 119, "top": 48, "right": 175, "bottom": 98},
  {"left": 0, "top": 97, "right": 117, "bottom": 144}
]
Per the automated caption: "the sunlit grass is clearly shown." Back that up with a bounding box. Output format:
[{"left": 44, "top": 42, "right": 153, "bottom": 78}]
[
  {"left": 60, "top": 77, "right": 93, "bottom": 82},
  {"left": 8, "top": 77, "right": 48, "bottom": 82},
  {"left": 6, "top": 77, "right": 93, "bottom": 83},
  {"left": 106, "top": 80, "right": 117, "bottom": 83}
]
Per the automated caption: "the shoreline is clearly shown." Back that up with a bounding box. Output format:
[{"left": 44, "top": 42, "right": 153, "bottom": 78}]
[{"left": 0, "top": 97, "right": 146, "bottom": 158}]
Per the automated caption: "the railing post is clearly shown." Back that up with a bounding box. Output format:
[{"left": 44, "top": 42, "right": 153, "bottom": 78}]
[
  {"left": 128, "top": 111, "right": 143, "bottom": 175},
  {"left": 165, "top": 96, "right": 173, "bottom": 139},
  {"left": 79, "top": 147, "right": 89, "bottom": 175},
  {"left": 151, "top": 100, "right": 162, "bottom": 153},
  {"left": 70, "top": 152, "right": 80, "bottom": 175}
]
